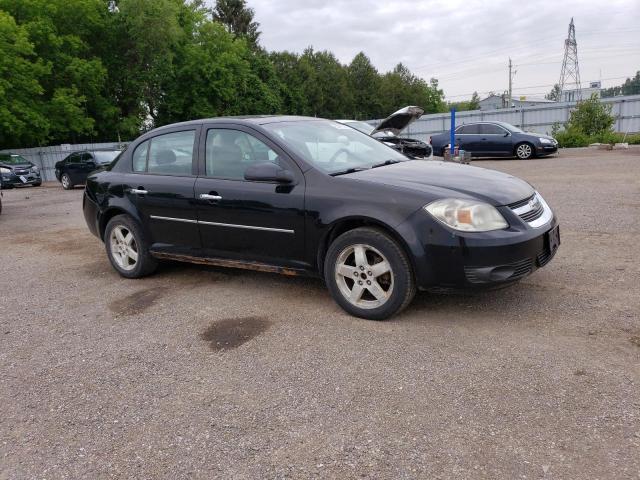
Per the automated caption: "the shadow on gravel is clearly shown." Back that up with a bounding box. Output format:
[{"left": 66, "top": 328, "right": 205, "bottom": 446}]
[
  {"left": 201, "top": 317, "right": 271, "bottom": 351},
  {"left": 109, "top": 287, "right": 168, "bottom": 316}
]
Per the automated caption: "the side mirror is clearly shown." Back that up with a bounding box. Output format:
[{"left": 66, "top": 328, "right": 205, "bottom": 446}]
[
  {"left": 244, "top": 162, "right": 294, "bottom": 183},
  {"left": 504, "top": 132, "right": 510, "bottom": 137}
]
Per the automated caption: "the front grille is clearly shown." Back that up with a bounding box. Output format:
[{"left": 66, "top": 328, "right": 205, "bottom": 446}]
[
  {"left": 507, "top": 195, "right": 534, "bottom": 210},
  {"left": 508, "top": 193, "right": 546, "bottom": 225},
  {"left": 519, "top": 203, "right": 544, "bottom": 222},
  {"left": 536, "top": 246, "right": 558, "bottom": 267},
  {"left": 510, "top": 258, "right": 534, "bottom": 278}
]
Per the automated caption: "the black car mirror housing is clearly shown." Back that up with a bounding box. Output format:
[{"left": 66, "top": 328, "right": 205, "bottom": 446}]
[{"left": 244, "top": 162, "right": 294, "bottom": 183}]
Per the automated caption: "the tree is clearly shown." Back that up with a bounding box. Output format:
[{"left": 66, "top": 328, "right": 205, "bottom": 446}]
[
  {"left": 566, "top": 93, "right": 614, "bottom": 136},
  {"left": 0, "top": 10, "right": 50, "bottom": 147},
  {"left": 348, "top": 52, "right": 382, "bottom": 119},
  {"left": 212, "top": 0, "right": 260, "bottom": 49},
  {"left": 546, "top": 83, "right": 561, "bottom": 101},
  {"left": 601, "top": 71, "right": 640, "bottom": 98}
]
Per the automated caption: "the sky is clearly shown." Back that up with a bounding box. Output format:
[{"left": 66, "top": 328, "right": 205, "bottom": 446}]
[{"left": 245, "top": 0, "right": 640, "bottom": 100}]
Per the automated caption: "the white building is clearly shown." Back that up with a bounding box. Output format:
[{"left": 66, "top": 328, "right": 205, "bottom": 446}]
[
  {"left": 561, "top": 81, "right": 602, "bottom": 102},
  {"left": 478, "top": 94, "right": 555, "bottom": 111}
]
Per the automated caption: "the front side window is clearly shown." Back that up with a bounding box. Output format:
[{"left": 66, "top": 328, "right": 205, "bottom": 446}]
[
  {"left": 457, "top": 124, "right": 480, "bottom": 134},
  {"left": 481, "top": 124, "right": 506, "bottom": 135},
  {"left": 263, "top": 120, "right": 406, "bottom": 175},
  {"left": 206, "top": 129, "right": 281, "bottom": 180},
  {"left": 68, "top": 154, "right": 81, "bottom": 164},
  {"left": 132, "top": 141, "right": 148, "bottom": 172}
]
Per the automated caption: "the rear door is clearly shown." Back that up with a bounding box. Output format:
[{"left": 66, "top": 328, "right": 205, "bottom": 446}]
[
  {"left": 194, "top": 124, "right": 306, "bottom": 267},
  {"left": 455, "top": 124, "right": 482, "bottom": 153},
  {"left": 124, "top": 127, "right": 201, "bottom": 251}
]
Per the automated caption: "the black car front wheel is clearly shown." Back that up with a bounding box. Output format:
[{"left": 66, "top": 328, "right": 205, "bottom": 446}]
[
  {"left": 515, "top": 142, "right": 534, "bottom": 160},
  {"left": 324, "top": 227, "right": 416, "bottom": 320},
  {"left": 61, "top": 173, "right": 73, "bottom": 190},
  {"left": 105, "top": 214, "right": 157, "bottom": 278}
]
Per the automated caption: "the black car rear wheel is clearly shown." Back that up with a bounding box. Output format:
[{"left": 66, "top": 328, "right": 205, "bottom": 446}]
[
  {"left": 324, "top": 227, "right": 416, "bottom": 320},
  {"left": 515, "top": 142, "right": 534, "bottom": 160},
  {"left": 105, "top": 214, "right": 157, "bottom": 278},
  {"left": 61, "top": 173, "right": 73, "bottom": 190}
]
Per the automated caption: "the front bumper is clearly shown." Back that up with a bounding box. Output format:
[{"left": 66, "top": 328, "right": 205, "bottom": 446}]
[
  {"left": 1, "top": 173, "right": 41, "bottom": 187},
  {"left": 397, "top": 206, "right": 559, "bottom": 291},
  {"left": 536, "top": 144, "right": 558, "bottom": 155}
]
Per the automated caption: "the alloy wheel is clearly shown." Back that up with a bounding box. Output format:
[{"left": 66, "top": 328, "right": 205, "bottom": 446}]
[
  {"left": 334, "top": 243, "right": 394, "bottom": 309},
  {"left": 109, "top": 225, "right": 138, "bottom": 271},
  {"left": 516, "top": 144, "right": 532, "bottom": 159},
  {"left": 61, "top": 175, "right": 70, "bottom": 189}
]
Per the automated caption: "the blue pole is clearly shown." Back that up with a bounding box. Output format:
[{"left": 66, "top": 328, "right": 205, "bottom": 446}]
[{"left": 450, "top": 107, "right": 456, "bottom": 158}]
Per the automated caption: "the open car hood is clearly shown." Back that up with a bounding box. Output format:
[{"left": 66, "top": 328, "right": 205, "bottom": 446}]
[{"left": 371, "top": 105, "right": 424, "bottom": 136}]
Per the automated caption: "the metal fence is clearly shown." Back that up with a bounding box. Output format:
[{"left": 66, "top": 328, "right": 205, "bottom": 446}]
[
  {"left": 371, "top": 94, "right": 640, "bottom": 142},
  {"left": 0, "top": 142, "right": 127, "bottom": 182}
]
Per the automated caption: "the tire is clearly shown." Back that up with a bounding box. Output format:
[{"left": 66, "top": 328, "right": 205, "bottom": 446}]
[
  {"left": 104, "top": 214, "right": 158, "bottom": 278},
  {"left": 515, "top": 142, "right": 534, "bottom": 160},
  {"left": 33, "top": 181, "right": 42, "bottom": 187},
  {"left": 324, "top": 227, "right": 416, "bottom": 320},
  {"left": 61, "top": 173, "right": 73, "bottom": 190}
]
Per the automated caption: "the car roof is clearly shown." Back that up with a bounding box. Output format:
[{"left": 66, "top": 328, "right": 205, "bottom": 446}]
[{"left": 150, "top": 115, "right": 325, "bottom": 133}]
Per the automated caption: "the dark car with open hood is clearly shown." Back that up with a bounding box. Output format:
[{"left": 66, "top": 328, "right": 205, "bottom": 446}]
[
  {"left": 83, "top": 116, "right": 560, "bottom": 320},
  {"left": 337, "top": 106, "right": 431, "bottom": 159},
  {"left": 0, "top": 154, "right": 42, "bottom": 188}
]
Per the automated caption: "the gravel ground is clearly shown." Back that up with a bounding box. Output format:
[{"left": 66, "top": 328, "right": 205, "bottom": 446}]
[{"left": 1, "top": 148, "right": 639, "bottom": 479}]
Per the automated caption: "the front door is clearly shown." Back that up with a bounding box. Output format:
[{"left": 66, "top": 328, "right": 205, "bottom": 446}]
[
  {"left": 124, "top": 128, "right": 201, "bottom": 251},
  {"left": 194, "top": 125, "right": 306, "bottom": 267},
  {"left": 480, "top": 123, "right": 512, "bottom": 156}
]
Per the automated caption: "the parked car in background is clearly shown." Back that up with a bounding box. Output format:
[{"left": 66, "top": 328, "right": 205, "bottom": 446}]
[
  {"left": 0, "top": 154, "right": 42, "bottom": 188},
  {"left": 430, "top": 121, "right": 558, "bottom": 159},
  {"left": 55, "top": 149, "right": 122, "bottom": 189},
  {"left": 83, "top": 116, "right": 559, "bottom": 321},
  {"left": 337, "top": 106, "right": 432, "bottom": 159}
]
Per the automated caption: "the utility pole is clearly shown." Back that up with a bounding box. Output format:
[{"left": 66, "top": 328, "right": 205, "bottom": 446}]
[
  {"left": 558, "top": 18, "right": 582, "bottom": 103},
  {"left": 508, "top": 58, "right": 512, "bottom": 108}
]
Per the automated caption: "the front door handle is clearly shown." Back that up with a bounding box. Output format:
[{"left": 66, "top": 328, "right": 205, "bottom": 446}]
[
  {"left": 129, "top": 188, "right": 148, "bottom": 195},
  {"left": 199, "top": 193, "right": 222, "bottom": 201}
]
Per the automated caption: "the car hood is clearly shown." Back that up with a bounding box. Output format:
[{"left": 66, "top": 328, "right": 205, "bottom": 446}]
[
  {"left": 371, "top": 105, "right": 424, "bottom": 136},
  {"left": 0, "top": 161, "right": 33, "bottom": 170},
  {"left": 524, "top": 131, "right": 556, "bottom": 141},
  {"left": 347, "top": 160, "right": 534, "bottom": 206}
]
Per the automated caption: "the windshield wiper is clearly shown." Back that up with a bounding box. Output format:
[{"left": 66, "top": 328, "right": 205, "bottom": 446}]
[
  {"left": 329, "top": 167, "right": 368, "bottom": 177},
  {"left": 370, "top": 159, "right": 403, "bottom": 169}
]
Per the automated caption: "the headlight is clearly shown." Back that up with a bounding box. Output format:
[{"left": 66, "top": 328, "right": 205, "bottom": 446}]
[
  {"left": 0, "top": 167, "right": 10, "bottom": 173},
  {"left": 539, "top": 137, "right": 553, "bottom": 144},
  {"left": 31, "top": 165, "right": 40, "bottom": 173},
  {"left": 424, "top": 199, "right": 508, "bottom": 232}
]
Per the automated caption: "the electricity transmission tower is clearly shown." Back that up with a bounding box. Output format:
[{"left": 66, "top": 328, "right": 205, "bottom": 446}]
[{"left": 558, "top": 18, "right": 582, "bottom": 102}]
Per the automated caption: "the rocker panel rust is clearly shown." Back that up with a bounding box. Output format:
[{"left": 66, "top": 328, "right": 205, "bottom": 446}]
[{"left": 150, "top": 251, "right": 308, "bottom": 277}]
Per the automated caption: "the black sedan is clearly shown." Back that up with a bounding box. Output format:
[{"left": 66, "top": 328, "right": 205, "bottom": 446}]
[
  {"left": 55, "top": 149, "right": 121, "bottom": 189},
  {"left": 83, "top": 116, "right": 559, "bottom": 320},
  {"left": 430, "top": 121, "right": 558, "bottom": 159},
  {"left": 0, "top": 153, "right": 42, "bottom": 188}
]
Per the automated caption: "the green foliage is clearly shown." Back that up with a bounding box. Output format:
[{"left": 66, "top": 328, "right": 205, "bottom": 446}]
[
  {"left": 566, "top": 93, "right": 615, "bottom": 136},
  {"left": 545, "top": 84, "right": 561, "bottom": 101},
  {"left": 601, "top": 71, "right": 640, "bottom": 98},
  {"left": 0, "top": 0, "right": 446, "bottom": 149},
  {"left": 447, "top": 91, "right": 480, "bottom": 112}
]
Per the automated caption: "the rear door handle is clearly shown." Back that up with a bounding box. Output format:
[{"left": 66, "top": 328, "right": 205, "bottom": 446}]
[
  {"left": 129, "top": 188, "right": 148, "bottom": 195},
  {"left": 199, "top": 193, "right": 222, "bottom": 201}
]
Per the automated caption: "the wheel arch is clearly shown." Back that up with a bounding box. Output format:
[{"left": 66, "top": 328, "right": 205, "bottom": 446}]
[
  {"left": 99, "top": 206, "right": 141, "bottom": 241},
  {"left": 316, "top": 216, "right": 417, "bottom": 279}
]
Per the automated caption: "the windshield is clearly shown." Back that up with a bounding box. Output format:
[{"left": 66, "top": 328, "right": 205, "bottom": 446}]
[
  {"left": 341, "top": 121, "right": 375, "bottom": 135},
  {"left": 93, "top": 150, "right": 121, "bottom": 164},
  {"left": 264, "top": 120, "right": 406, "bottom": 175},
  {"left": 0, "top": 154, "right": 29, "bottom": 165},
  {"left": 504, "top": 123, "right": 524, "bottom": 133}
]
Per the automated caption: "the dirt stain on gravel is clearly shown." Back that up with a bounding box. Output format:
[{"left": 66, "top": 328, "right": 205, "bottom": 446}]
[
  {"left": 109, "top": 287, "right": 168, "bottom": 316},
  {"left": 201, "top": 317, "right": 271, "bottom": 351}
]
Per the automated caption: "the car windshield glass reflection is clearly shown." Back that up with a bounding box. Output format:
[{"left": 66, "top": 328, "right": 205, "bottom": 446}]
[
  {"left": 264, "top": 120, "right": 406, "bottom": 175},
  {"left": 0, "top": 154, "right": 28, "bottom": 165}
]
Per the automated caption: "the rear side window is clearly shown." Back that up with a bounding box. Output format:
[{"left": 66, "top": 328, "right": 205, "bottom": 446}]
[
  {"left": 131, "top": 130, "right": 196, "bottom": 175},
  {"left": 68, "top": 154, "right": 81, "bottom": 164}
]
